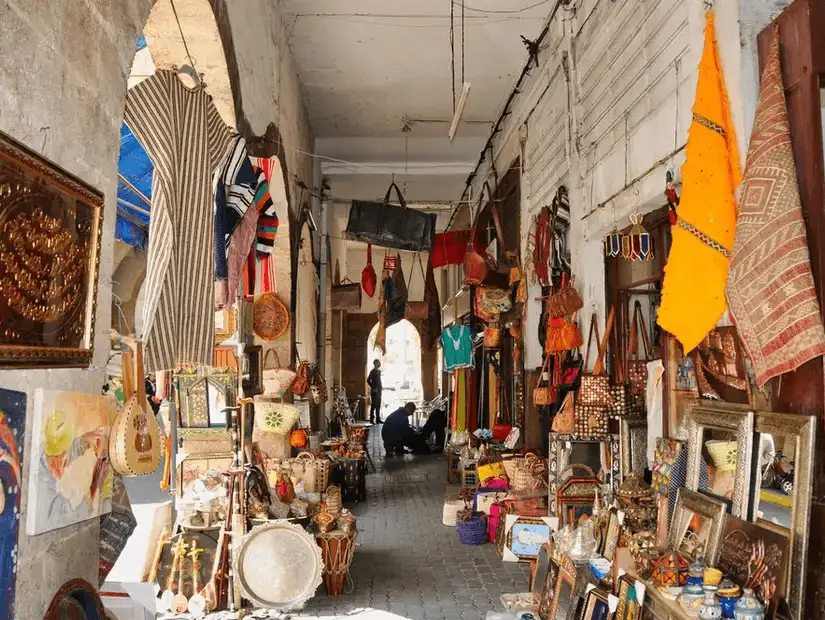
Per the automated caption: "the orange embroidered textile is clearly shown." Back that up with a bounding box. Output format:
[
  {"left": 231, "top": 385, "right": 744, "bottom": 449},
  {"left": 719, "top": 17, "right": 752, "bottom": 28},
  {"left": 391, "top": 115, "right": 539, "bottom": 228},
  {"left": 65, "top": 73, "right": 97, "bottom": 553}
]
[
  {"left": 726, "top": 30, "right": 825, "bottom": 386},
  {"left": 657, "top": 11, "right": 742, "bottom": 353}
]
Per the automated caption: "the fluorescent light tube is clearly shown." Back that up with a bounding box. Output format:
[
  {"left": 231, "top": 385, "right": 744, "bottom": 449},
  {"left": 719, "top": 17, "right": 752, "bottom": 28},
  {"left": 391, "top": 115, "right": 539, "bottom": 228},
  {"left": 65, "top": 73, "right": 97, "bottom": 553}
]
[{"left": 449, "top": 82, "right": 471, "bottom": 142}]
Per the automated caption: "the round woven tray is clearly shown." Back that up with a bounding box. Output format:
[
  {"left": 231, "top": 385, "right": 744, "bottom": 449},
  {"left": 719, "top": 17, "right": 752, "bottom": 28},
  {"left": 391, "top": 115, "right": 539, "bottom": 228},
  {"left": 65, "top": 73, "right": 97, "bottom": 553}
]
[{"left": 253, "top": 292, "right": 290, "bottom": 341}]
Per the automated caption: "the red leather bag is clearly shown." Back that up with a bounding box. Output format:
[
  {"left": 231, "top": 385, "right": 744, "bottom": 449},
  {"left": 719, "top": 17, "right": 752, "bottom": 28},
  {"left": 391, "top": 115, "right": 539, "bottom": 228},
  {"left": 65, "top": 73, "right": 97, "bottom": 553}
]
[
  {"left": 464, "top": 183, "right": 505, "bottom": 286},
  {"left": 432, "top": 230, "right": 469, "bottom": 268},
  {"left": 361, "top": 243, "right": 377, "bottom": 297}
]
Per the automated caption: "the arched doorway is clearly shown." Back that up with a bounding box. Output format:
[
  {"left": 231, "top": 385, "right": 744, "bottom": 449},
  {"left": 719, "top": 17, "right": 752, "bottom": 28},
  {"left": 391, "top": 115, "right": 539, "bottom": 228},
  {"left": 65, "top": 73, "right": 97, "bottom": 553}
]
[{"left": 366, "top": 320, "right": 423, "bottom": 417}]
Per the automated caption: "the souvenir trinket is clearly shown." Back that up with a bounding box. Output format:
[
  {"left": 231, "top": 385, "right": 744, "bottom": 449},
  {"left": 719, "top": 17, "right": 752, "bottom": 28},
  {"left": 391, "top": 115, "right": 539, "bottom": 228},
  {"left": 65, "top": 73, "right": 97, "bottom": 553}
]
[
  {"left": 679, "top": 583, "right": 705, "bottom": 616},
  {"left": 313, "top": 511, "right": 335, "bottom": 534},
  {"left": 627, "top": 212, "right": 653, "bottom": 261},
  {"left": 687, "top": 556, "right": 705, "bottom": 585},
  {"left": 337, "top": 510, "right": 356, "bottom": 535},
  {"left": 733, "top": 589, "right": 765, "bottom": 620},
  {"left": 652, "top": 550, "right": 689, "bottom": 588},
  {"left": 717, "top": 579, "right": 740, "bottom": 618},
  {"left": 699, "top": 585, "right": 723, "bottom": 620},
  {"left": 567, "top": 520, "right": 598, "bottom": 562},
  {"left": 605, "top": 226, "right": 622, "bottom": 258}
]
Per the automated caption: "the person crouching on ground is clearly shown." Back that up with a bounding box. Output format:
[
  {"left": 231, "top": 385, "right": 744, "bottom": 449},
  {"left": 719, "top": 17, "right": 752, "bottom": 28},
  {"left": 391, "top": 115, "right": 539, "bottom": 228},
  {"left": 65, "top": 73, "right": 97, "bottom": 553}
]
[
  {"left": 419, "top": 408, "right": 447, "bottom": 453},
  {"left": 381, "top": 402, "right": 416, "bottom": 456}
]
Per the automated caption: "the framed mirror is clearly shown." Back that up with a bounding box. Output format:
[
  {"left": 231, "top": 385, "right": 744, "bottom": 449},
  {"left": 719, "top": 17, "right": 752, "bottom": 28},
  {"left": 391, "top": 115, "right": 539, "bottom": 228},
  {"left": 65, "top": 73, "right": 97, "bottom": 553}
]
[
  {"left": 749, "top": 411, "right": 815, "bottom": 620},
  {"left": 548, "top": 433, "right": 620, "bottom": 517},
  {"left": 620, "top": 417, "right": 648, "bottom": 478},
  {"left": 177, "top": 368, "right": 238, "bottom": 428},
  {"left": 669, "top": 487, "right": 727, "bottom": 564},
  {"left": 685, "top": 403, "right": 754, "bottom": 518}
]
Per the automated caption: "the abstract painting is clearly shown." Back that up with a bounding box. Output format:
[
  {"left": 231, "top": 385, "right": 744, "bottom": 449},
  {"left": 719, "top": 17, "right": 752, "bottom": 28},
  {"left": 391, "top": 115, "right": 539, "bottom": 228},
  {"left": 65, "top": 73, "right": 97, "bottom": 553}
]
[
  {"left": 26, "top": 390, "right": 115, "bottom": 535},
  {"left": 0, "top": 388, "right": 25, "bottom": 618}
]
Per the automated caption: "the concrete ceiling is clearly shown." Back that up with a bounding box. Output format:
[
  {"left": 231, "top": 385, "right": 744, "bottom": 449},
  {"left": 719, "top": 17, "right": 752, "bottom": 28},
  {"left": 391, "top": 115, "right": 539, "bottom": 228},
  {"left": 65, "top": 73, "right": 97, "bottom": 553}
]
[{"left": 282, "top": 0, "right": 548, "bottom": 201}]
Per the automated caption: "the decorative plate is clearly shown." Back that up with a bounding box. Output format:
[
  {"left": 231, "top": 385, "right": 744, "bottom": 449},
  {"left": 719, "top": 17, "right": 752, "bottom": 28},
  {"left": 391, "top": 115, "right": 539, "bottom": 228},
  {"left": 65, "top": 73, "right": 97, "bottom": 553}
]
[{"left": 234, "top": 521, "right": 323, "bottom": 610}]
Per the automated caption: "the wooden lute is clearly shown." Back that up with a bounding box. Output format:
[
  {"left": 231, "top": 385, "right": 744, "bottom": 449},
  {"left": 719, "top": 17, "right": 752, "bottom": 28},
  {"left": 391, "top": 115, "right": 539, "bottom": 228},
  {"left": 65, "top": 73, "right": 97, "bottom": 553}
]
[
  {"left": 110, "top": 339, "right": 162, "bottom": 476},
  {"left": 172, "top": 537, "right": 189, "bottom": 613}
]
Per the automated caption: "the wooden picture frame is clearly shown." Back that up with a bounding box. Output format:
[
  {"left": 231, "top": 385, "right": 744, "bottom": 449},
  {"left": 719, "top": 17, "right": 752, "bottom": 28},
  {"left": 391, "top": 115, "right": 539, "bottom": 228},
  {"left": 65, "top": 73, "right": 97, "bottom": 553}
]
[
  {"left": 531, "top": 542, "right": 552, "bottom": 601},
  {"left": 503, "top": 515, "right": 554, "bottom": 562},
  {"left": 669, "top": 487, "right": 728, "bottom": 565},
  {"left": 538, "top": 555, "right": 561, "bottom": 620},
  {"left": 602, "top": 508, "right": 621, "bottom": 562},
  {"left": 540, "top": 552, "right": 577, "bottom": 620},
  {"left": 619, "top": 417, "right": 648, "bottom": 478},
  {"left": 214, "top": 307, "right": 238, "bottom": 344},
  {"left": 0, "top": 130, "right": 103, "bottom": 368},
  {"left": 685, "top": 403, "right": 754, "bottom": 518},
  {"left": 614, "top": 574, "right": 640, "bottom": 620},
  {"left": 176, "top": 453, "right": 233, "bottom": 498},
  {"left": 581, "top": 587, "right": 613, "bottom": 620}
]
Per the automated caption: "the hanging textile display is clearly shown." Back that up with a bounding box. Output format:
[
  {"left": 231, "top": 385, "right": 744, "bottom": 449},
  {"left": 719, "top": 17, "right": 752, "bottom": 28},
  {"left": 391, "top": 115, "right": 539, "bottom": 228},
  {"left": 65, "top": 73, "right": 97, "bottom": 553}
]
[
  {"left": 657, "top": 11, "right": 741, "bottom": 353},
  {"left": 726, "top": 29, "right": 825, "bottom": 386},
  {"left": 382, "top": 254, "right": 407, "bottom": 330},
  {"left": 250, "top": 156, "right": 287, "bottom": 258},
  {"left": 451, "top": 369, "right": 467, "bottom": 432},
  {"left": 420, "top": 256, "right": 442, "bottom": 351},
  {"left": 124, "top": 69, "right": 234, "bottom": 371},
  {"left": 441, "top": 326, "right": 474, "bottom": 370}
]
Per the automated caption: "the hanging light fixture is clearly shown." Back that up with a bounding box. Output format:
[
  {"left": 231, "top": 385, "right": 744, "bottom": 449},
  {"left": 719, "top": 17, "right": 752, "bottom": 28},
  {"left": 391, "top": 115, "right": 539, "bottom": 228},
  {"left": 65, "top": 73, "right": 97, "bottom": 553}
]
[
  {"left": 604, "top": 226, "right": 622, "bottom": 258},
  {"left": 627, "top": 213, "right": 654, "bottom": 262}
]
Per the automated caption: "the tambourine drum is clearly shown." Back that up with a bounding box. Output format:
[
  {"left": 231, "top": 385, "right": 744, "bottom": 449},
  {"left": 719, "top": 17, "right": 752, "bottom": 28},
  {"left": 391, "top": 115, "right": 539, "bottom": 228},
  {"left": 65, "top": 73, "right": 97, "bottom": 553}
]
[
  {"left": 316, "top": 530, "right": 357, "bottom": 597},
  {"left": 44, "top": 579, "right": 105, "bottom": 620},
  {"left": 234, "top": 521, "right": 322, "bottom": 610}
]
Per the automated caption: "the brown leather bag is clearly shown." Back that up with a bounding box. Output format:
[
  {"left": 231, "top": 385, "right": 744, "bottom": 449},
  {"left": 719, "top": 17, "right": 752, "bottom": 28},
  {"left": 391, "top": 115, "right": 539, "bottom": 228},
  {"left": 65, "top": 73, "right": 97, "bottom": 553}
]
[
  {"left": 626, "top": 300, "right": 651, "bottom": 398},
  {"left": 578, "top": 309, "right": 614, "bottom": 407},
  {"left": 405, "top": 253, "right": 429, "bottom": 319}
]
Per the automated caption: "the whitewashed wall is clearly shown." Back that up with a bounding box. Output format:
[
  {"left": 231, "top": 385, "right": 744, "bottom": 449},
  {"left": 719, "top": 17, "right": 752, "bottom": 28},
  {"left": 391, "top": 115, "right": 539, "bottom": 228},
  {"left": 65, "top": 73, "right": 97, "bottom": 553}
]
[{"left": 458, "top": 0, "right": 786, "bottom": 370}]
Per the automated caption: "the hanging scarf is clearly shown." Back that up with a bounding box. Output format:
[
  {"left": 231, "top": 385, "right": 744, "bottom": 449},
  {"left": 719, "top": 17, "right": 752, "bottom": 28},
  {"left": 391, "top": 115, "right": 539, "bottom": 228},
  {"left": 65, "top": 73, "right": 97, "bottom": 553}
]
[
  {"left": 726, "top": 29, "right": 825, "bottom": 386},
  {"left": 657, "top": 11, "right": 741, "bottom": 352}
]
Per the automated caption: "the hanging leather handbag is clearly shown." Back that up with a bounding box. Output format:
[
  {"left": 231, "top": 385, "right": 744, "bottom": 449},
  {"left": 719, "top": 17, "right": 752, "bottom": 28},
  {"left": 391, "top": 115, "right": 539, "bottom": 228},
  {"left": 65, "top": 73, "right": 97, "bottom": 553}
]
[
  {"left": 578, "top": 308, "right": 615, "bottom": 407},
  {"left": 110, "top": 341, "right": 162, "bottom": 477},
  {"left": 547, "top": 273, "right": 583, "bottom": 318},
  {"left": 431, "top": 230, "right": 470, "bottom": 268},
  {"left": 464, "top": 182, "right": 502, "bottom": 286},
  {"left": 261, "top": 349, "right": 297, "bottom": 398},
  {"left": 551, "top": 392, "right": 576, "bottom": 433},
  {"left": 533, "top": 354, "right": 557, "bottom": 407},
  {"left": 361, "top": 244, "right": 377, "bottom": 298},
  {"left": 292, "top": 360, "right": 311, "bottom": 396},
  {"left": 610, "top": 325, "right": 631, "bottom": 419},
  {"left": 290, "top": 428, "right": 308, "bottom": 449},
  {"left": 405, "top": 253, "right": 429, "bottom": 319},
  {"left": 626, "top": 300, "right": 652, "bottom": 398},
  {"left": 345, "top": 181, "right": 437, "bottom": 251},
  {"left": 331, "top": 277, "right": 362, "bottom": 310}
]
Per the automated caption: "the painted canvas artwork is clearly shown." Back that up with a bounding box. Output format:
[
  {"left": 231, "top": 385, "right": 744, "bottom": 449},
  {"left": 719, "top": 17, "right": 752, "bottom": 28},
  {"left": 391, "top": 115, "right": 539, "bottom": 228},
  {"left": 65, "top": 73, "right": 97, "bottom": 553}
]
[
  {"left": 26, "top": 390, "right": 115, "bottom": 535},
  {"left": 0, "top": 388, "right": 25, "bottom": 618}
]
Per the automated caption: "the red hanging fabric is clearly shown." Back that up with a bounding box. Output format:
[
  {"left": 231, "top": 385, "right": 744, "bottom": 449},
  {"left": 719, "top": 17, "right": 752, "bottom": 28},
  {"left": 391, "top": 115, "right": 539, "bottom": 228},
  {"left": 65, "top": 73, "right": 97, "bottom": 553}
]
[{"left": 431, "top": 230, "right": 470, "bottom": 268}]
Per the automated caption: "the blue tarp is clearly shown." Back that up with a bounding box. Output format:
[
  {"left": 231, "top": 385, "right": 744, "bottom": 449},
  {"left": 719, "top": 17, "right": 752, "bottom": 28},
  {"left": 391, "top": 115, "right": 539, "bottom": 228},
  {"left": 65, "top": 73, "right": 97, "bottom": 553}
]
[{"left": 115, "top": 35, "right": 152, "bottom": 249}]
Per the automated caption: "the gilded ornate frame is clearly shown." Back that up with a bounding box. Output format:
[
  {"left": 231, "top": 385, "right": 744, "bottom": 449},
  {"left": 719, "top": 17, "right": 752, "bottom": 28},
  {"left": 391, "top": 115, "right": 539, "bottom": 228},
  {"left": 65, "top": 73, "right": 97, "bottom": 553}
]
[
  {"left": 619, "top": 417, "right": 648, "bottom": 478},
  {"left": 669, "top": 487, "right": 727, "bottom": 565},
  {"left": 548, "top": 433, "right": 620, "bottom": 517},
  {"left": 0, "top": 130, "right": 103, "bottom": 368},
  {"left": 581, "top": 587, "right": 612, "bottom": 620},
  {"left": 685, "top": 403, "right": 754, "bottom": 518},
  {"left": 214, "top": 306, "right": 238, "bottom": 344},
  {"left": 614, "top": 574, "right": 640, "bottom": 620},
  {"left": 751, "top": 410, "right": 815, "bottom": 620}
]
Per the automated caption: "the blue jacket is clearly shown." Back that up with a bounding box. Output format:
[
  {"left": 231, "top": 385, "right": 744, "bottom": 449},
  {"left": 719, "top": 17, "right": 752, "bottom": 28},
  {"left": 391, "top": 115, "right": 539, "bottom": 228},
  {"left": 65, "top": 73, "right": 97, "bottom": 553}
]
[{"left": 381, "top": 408, "right": 412, "bottom": 444}]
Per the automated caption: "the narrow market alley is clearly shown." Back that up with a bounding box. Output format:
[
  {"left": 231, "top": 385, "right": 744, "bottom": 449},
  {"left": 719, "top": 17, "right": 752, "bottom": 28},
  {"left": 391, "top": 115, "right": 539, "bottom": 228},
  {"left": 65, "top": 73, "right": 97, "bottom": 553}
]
[
  {"left": 2, "top": 0, "right": 825, "bottom": 619},
  {"left": 298, "top": 434, "right": 528, "bottom": 620}
]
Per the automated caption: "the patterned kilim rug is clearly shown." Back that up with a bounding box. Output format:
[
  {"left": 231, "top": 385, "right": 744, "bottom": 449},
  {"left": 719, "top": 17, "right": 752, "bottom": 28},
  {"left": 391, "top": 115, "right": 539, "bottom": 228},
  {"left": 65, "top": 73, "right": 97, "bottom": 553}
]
[{"left": 726, "top": 28, "right": 825, "bottom": 386}]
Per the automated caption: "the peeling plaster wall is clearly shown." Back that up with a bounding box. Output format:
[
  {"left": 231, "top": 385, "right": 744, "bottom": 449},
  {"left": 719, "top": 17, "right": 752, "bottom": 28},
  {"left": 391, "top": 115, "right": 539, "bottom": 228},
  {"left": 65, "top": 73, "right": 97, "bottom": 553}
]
[{"left": 0, "top": 0, "right": 314, "bottom": 616}]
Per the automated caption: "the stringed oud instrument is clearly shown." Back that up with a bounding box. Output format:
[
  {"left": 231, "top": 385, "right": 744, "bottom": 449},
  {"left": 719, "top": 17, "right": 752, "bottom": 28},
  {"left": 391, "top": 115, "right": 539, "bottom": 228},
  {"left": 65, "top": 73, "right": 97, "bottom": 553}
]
[
  {"left": 109, "top": 339, "right": 162, "bottom": 476},
  {"left": 172, "top": 538, "right": 189, "bottom": 613}
]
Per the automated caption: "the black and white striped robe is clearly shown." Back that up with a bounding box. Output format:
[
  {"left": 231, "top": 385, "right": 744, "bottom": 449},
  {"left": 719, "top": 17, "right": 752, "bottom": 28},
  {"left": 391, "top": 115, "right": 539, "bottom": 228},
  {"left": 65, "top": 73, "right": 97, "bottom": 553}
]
[{"left": 124, "top": 69, "right": 233, "bottom": 371}]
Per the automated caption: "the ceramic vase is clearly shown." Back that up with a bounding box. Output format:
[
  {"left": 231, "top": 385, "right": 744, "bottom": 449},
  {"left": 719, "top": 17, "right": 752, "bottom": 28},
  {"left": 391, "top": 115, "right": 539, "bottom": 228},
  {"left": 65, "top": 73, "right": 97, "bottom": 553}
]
[
  {"left": 699, "top": 586, "right": 723, "bottom": 620},
  {"left": 717, "top": 579, "right": 740, "bottom": 619},
  {"left": 733, "top": 589, "right": 765, "bottom": 620},
  {"left": 679, "top": 584, "right": 705, "bottom": 617},
  {"left": 687, "top": 556, "right": 705, "bottom": 586}
]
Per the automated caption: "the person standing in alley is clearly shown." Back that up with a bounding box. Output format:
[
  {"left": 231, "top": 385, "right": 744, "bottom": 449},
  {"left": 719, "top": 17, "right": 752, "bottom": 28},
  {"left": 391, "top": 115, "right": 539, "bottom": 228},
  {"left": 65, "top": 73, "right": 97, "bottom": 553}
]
[{"left": 367, "top": 359, "right": 383, "bottom": 424}]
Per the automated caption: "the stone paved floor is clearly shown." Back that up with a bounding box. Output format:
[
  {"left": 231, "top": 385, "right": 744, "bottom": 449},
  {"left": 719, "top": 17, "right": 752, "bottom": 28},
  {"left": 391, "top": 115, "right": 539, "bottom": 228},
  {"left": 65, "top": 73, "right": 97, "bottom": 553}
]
[{"left": 295, "top": 432, "right": 529, "bottom": 620}]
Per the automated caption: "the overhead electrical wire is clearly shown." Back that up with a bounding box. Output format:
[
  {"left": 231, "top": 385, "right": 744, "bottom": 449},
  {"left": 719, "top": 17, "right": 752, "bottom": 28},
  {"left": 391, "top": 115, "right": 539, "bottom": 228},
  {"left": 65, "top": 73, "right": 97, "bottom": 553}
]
[
  {"left": 444, "top": 0, "right": 566, "bottom": 232},
  {"left": 457, "top": 0, "right": 553, "bottom": 14}
]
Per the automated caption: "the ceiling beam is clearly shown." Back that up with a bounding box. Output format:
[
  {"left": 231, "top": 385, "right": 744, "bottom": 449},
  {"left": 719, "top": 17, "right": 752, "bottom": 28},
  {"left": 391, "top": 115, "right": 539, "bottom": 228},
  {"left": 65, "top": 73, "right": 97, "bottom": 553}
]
[{"left": 321, "top": 160, "right": 475, "bottom": 176}]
